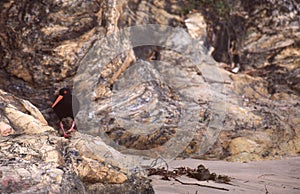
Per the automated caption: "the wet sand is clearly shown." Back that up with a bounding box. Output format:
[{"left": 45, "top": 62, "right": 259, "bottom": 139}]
[{"left": 149, "top": 157, "right": 300, "bottom": 194}]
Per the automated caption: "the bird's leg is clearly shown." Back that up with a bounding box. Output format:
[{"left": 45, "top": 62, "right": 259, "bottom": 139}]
[
  {"left": 67, "top": 120, "right": 76, "bottom": 133},
  {"left": 60, "top": 121, "right": 69, "bottom": 138}
]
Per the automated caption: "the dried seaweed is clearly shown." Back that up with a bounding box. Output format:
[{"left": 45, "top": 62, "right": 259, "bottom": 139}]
[{"left": 147, "top": 164, "right": 231, "bottom": 191}]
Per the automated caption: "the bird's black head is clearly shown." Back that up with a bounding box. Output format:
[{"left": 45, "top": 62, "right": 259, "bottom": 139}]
[{"left": 59, "top": 87, "right": 71, "bottom": 96}]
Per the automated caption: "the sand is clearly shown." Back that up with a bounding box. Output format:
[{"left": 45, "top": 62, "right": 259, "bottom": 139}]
[{"left": 149, "top": 157, "right": 300, "bottom": 194}]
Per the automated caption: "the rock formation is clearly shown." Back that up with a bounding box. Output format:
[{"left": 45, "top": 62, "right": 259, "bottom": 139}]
[{"left": 0, "top": 0, "right": 299, "bottom": 192}]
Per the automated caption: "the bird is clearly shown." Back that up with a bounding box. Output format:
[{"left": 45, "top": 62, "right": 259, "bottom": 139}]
[{"left": 51, "top": 87, "right": 80, "bottom": 138}]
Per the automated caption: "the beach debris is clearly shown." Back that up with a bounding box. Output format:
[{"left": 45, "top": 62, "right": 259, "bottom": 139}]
[{"left": 147, "top": 164, "right": 231, "bottom": 191}]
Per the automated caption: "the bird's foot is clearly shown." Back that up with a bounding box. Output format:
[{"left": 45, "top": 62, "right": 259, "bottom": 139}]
[
  {"left": 60, "top": 121, "right": 71, "bottom": 138},
  {"left": 67, "top": 128, "right": 75, "bottom": 133},
  {"left": 66, "top": 120, "right": 76, "bottom": 134},
  {"left": 63, "top": 133, "right": 70, "bottom": 138}
]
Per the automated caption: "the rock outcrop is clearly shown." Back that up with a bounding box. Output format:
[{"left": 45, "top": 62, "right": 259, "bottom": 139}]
[
  {"left": 0, "top": 1, "right": 299, "bottom": 193},
  {"left": 119, "top": 0, "right": 300, "bottom": 161},
  {"left": 0, "top": 89, "right": 153, "bottom": 193}
]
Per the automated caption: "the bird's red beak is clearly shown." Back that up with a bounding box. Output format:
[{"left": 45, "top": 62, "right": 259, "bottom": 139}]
[{"left": 51, "top": 95, "right": 63, "bottom": 108}]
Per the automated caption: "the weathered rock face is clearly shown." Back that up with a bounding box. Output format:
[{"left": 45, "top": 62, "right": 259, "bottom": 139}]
[
  {"left": 0, "top": 89, "right": 154, "bottom": 193},
  {"left": 212, "top": 0, "right": 300, "bottom": 161},
  {"left": 239, "top": 0, "right": 300, "bottom": 68},
  {"left": 0, "top": 0, "right": 299, "bottom": 185},
  {"left": 0, "top": 0, "right": 104, "bottom": 114},
  {"left": 0, "top": 1, "right": 155, "bottom": 192},
  {"left": 0, "top": 133, "right": 153, "bottom": 193},
  {"left": 118, "top": 0, "right": 300, "bottom": 161},
  {"left": 0, "top": 89, "right": 54, "bottom": 136},
  {"left": 0, "top": 0, "right": 101, "bottom": 84}
]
